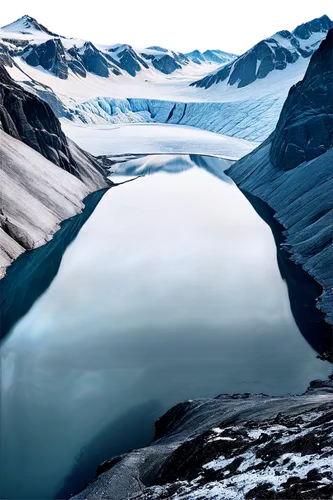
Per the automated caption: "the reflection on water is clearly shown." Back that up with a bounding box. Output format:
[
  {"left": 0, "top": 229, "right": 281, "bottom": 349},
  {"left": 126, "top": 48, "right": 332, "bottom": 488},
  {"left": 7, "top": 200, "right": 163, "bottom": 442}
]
[{"left": 0, "top": 156, "right": 330, "bottom": 499}]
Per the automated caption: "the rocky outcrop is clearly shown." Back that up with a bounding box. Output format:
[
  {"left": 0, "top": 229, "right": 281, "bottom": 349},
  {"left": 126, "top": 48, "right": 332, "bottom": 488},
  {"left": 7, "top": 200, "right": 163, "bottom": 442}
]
[
  {"left": 270, "top": 28, "right": 333, "bottom": 170},
  {"left": 107, "top": 45, "right": 149, "bottom": 77},
  {"left": 72, "top": 380, "right": 333, "bottom": 500},
  {"left": 151, "top": 54, "right": 182, "bottom": 74},
  {"left": 192, "top": 15, "right": 332, "bottom": 89},
  {"left": 23, "top": 38, "right": 68, "bottom": 79}
]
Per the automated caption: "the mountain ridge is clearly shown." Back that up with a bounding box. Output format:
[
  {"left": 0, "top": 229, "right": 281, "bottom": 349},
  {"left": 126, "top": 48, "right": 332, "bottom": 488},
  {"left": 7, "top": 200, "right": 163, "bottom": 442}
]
[{"left": 191, "top": 14, "right": 332, "bottom": 89}]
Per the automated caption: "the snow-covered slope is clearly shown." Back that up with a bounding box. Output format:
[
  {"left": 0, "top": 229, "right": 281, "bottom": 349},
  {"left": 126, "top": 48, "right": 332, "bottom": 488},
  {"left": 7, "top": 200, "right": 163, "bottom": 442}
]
[
  {"left": 3, "top": 49, "right": 313, "bottom": 141},
  {"left": 1, "top": 14, "right": 60, "bottom": 37},
  {"left": 73, "top": 380, "right": 333, "bottom": 500},
  {"left": 227, "top": 30, "right": 333, "bottom": 334},
  {"left": 192, "top": 15, "right": 332, "bottom": 89}
]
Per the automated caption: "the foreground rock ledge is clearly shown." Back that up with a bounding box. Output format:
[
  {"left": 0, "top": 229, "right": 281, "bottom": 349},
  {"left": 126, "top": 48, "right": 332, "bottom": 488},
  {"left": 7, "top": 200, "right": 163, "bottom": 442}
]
[{"left": 72, "top": 380, "right": 333, "bottom": 500}]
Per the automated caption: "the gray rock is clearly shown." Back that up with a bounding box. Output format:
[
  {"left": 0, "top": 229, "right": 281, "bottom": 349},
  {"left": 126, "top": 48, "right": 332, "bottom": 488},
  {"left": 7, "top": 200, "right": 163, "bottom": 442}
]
[{"left": 71, "top": 381, "right": 333, "bottom": 500}]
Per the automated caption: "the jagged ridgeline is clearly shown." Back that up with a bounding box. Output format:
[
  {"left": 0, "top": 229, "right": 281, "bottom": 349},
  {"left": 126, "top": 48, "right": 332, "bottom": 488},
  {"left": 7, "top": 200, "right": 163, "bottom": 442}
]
[
  {"left": 0, "top": 15, "right": 236, "bottom": 79},
  {"left": 192, "top": 15, "right": 333, "bottom": 88}
]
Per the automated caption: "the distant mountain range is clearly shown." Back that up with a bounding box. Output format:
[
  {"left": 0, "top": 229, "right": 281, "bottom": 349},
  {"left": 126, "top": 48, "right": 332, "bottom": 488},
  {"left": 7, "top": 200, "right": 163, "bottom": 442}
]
[{"left": 0, "top": 15, "right": 236, "bottom": 79}]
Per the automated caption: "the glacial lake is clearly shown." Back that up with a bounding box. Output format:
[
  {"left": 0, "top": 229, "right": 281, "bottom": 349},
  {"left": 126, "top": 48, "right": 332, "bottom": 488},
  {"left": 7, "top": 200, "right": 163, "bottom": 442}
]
[{"left": 1, "top": 156, "right": 330, "bottom": 499}]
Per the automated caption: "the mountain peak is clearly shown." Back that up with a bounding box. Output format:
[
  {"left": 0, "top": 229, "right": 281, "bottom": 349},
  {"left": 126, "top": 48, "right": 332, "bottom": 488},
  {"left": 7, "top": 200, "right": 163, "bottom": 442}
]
[{"left": 1, "top": 14, "right": 60, "bottom": 37}]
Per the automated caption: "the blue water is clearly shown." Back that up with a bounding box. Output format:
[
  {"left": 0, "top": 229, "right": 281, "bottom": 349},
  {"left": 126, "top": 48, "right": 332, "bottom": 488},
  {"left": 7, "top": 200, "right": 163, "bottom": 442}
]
[{"left": 1, "top": 157, "right": 330, "bottom": 499}]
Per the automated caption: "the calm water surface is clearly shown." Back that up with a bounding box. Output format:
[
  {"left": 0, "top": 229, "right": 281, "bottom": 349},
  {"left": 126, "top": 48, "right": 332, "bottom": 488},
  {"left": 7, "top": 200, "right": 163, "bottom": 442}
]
[{"left": 1, "top": 157, "right": 330, "bottom": 499}]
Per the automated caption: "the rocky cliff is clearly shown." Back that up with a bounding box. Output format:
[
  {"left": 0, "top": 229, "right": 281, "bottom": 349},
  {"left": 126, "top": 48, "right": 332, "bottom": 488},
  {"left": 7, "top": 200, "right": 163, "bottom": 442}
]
[
  {"left": 0, "top": 63, "right": 111, "bottom": 278},
  {"left": 227, "top": 29, "right": 333, "bottom": 349}
]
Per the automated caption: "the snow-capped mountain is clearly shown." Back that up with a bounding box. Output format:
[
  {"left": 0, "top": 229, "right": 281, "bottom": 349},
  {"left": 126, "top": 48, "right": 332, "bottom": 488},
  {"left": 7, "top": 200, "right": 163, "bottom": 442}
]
[
  {"left": 192, "top": 15, "right": 332, "bottom": 89},
  {"left": 0, "top": 15, "right": 231, "bottom": 79},
  {"left": 1, "top": 14, "right": 331, "bottom": 144},
  {"left": 185, "top": 48, "right": 237, "bottom": 65},
  {"left": 1, "top": 14, "right": 60, "bottom": 37}
]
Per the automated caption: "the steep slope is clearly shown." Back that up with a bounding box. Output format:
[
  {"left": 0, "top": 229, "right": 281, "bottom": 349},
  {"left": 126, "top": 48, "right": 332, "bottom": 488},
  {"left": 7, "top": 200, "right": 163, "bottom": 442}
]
[
  {"left": 0, "top": 64, "right": 107, "bottom": 187},
  {"left": 72, "top": 380, "right": 333, "bottom": 500},
  {"left": 0, "top": 64, "right": 110, "bottom": 277},
  {"left": 192, "top": 15, "right": 332, "bottom": 89},
  {"left": 227, "top": 30, "right": 333, "bottom": 337},
  {"left": 104, "top": 44, "right": 148, "bottom": 76},
  {"left": 0, "top": 130, "right": 89, "bottom": 274}
]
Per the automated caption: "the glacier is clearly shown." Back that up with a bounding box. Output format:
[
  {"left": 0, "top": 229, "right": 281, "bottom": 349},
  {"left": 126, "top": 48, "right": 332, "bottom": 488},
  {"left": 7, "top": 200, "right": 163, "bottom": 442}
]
[{"left": 69, "top": 96, "right": 286, "bottom": 142}]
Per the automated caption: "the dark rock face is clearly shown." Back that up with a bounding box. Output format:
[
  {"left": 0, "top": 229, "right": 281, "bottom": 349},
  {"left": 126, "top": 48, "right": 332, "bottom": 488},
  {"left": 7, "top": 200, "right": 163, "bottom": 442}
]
[
  {"left": 119, "top": 51, "right": 143, "bottom": 76},
  {"left": 140, "top": 50, "right": 188, "bottom": 75},
  {"left": 79, "top": 42, "right": 109, "bottom": 77},
  {"left": 270, "top": 29, "right": 333, "bottom": 170},
  {"left": 65, "top": 43, "right": 130, "bottom": 79},
  {"left": 72, "top": 381, "right": 333, "bottom": 500},
  {"left": 192, "top": 15, "right": 332, "bottom": 89},
  {"left": 152, "top": 54, "right": 182, "bottom": 74},
  {"left": 0, "top": 42, "right": 14, "bottom": 67},
  {"left": 226, "top": 31, "right": 333, "bottom": 340},
  {"left": 294, "top": 14, "right": 333, "bottom": 40},
  {"left": 115, "top": 46, "right": 149, "bottom": 77},
  {"left": 67, "top": 58, "right": 87, "bottom": 78},
  {"left": 0, "top": 64, "right": 107, "bottom": 183},
  {"left": 23, "top": 38, "right": 68, "bottom": 79}
]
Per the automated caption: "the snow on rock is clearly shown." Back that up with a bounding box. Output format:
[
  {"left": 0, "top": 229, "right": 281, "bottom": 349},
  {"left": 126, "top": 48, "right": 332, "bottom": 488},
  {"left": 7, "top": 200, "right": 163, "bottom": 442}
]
[
  {"left": 1, "top": 14, "right": 60, "bottom": 38},
  {"left": 0, "top": 15, "right": 223, "bottom": 80},
  {"left": 72, "top": 380, "right": 333, "bottom": 500},
  {"left": 0, "top": 64, "right": 108, "bottom": 188},
  {"left": 192, "top": 15, "right": 332, "bottom": 90},
  {"left": 185, "top": 49, "right": 237, "bottom": 65}
]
